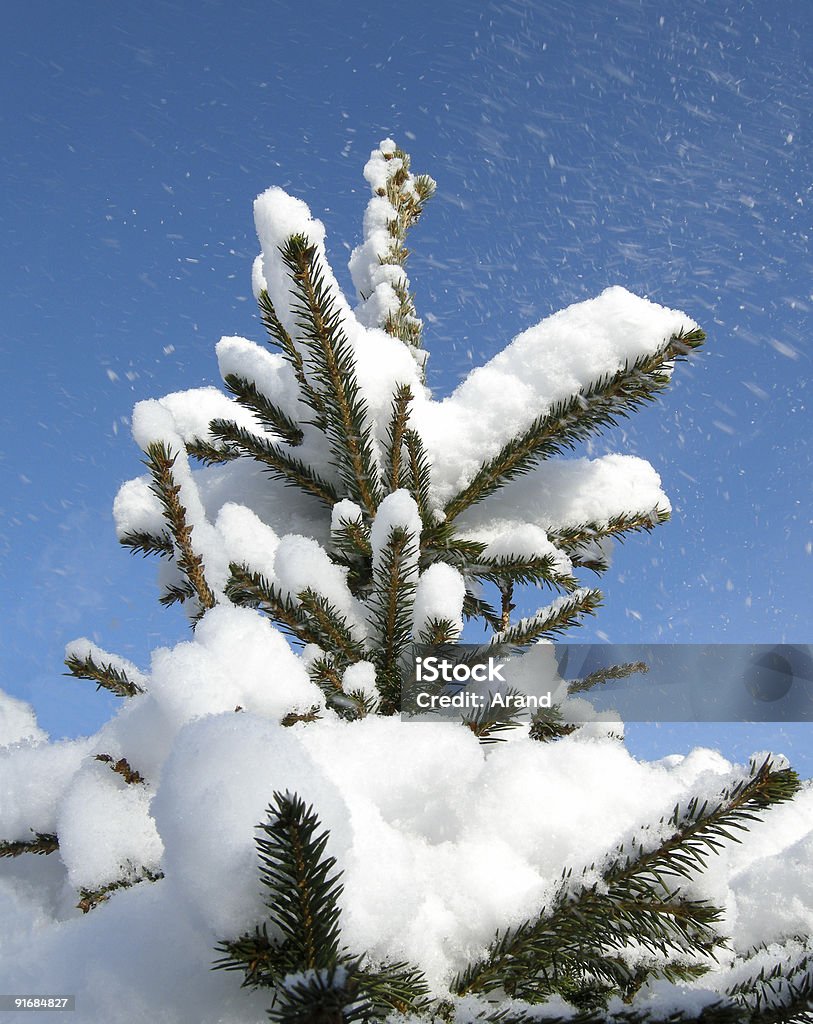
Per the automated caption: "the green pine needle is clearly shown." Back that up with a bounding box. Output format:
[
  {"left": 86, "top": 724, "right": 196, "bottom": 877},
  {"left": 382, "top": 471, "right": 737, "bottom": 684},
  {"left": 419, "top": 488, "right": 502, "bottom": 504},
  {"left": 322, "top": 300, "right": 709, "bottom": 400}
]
[
  {"left": 119, "top": 528, "right": 174, "bottom": 560},
  {"left": 209, "top": 418, "right": 339, "bottom": 508},
  {"left": 296, "top": 588, "right": 367, "bottom": 664},
  {"left": 472, "top": 553, "right": 580, "bottom": 593},
  {"left": 489, "top": 589, "right": 603, "bottom": 647},
  {"left": 417, "top": 616, "right": 461, "bottom": 646},
  {"left": 366, "top": 525, "right": 419, "bottom": 713},
  {"left": 281, "top": 235, "right": 383, "bottom": 515},
  {"left": 64, "top": 651, "right": 144, "bottom": 697},
  {"left": 306, "top": 656, "right": 370, "bottom": 720},
  {"left": 403, "top": 428, "right": 433, "bottom": 522},
  {"left": 528, "top": 704, "right": 580, "bottom": 743},
  {"left": 383, "top": 384, "right": 413, "bottom": 492},
  {"left": 462, "top": 688, "right": 528, "bottom": 744},
  {"left": 143, "top": 441, "right": 217, "bottom": 612},
  {"left": 185, "top": 436, "right": 241, "bottom": 465},
  {"left": 256, "top": 792, "right": 344, "bottom": 971},
  {"left": 331, "top": 512, "right": 373, "bottom": 561},
  {"left": 222, "top": 373, "right": 305, "bottom": 446},
  {"left": 568, "top": 662, "right": 650, "bottom": 695},
  {"left": 225, "top": 565, "right": 322, "bottom": 648},
  {"left": 462, "top": 590, "right": 505, "bottom": 633},
  {"left": 728, "top": 938, "right": 813, "bottom": 1023},
  {"left": 158, "top": 579, "right": 198, "bottom": 608},
  {"left": 370, "top": 144, "right": 436, "bottom": 356},
  {"left": 257, "top": 288, "right": 327, "bottom": 425},
  {"left": 548, "top": 508, "right": 672, "bottom": 552},
  {"left": 0, "top": 833, "right": 59, "bottom": 858},
  {"left": 215, "top": 793, "right": 429, "bottom": 1022}
]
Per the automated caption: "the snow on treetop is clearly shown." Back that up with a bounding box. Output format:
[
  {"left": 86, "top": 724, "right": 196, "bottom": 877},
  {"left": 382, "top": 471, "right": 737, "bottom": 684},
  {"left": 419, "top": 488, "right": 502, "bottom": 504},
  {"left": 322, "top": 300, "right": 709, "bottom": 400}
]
[
  {"left": 410, "top": 286, "right": 697, "bottom": 504},
  {"left": 117, "top": 185, "right": 693, "bottom": 586}
]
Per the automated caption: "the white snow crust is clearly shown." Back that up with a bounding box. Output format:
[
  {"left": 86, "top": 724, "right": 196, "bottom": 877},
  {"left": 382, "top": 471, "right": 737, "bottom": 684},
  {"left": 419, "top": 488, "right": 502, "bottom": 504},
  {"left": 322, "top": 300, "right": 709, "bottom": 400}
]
[{"left": 0, "top": 690, "right": 47, "bottom": 747}]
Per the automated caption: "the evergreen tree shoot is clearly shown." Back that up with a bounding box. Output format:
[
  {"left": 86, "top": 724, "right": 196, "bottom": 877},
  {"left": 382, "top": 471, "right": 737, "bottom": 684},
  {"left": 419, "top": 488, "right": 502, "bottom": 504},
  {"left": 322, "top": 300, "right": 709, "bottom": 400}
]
[{"left": 1, "top": 140, "right": 811, "bottom": 1024}]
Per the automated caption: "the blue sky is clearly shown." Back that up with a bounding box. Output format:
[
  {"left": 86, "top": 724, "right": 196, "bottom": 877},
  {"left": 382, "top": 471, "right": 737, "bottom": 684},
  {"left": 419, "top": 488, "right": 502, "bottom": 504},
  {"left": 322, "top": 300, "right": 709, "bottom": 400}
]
[{"left": 1, "top": 0, "right": 810, "bottom": 766}]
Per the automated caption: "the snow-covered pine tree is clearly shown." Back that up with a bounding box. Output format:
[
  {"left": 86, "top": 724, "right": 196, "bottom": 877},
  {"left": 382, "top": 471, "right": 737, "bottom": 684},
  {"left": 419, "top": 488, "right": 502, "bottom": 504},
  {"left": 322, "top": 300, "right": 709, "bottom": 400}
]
[{"left": 1, "top": 140, "right": 812, "bottom": 1024}]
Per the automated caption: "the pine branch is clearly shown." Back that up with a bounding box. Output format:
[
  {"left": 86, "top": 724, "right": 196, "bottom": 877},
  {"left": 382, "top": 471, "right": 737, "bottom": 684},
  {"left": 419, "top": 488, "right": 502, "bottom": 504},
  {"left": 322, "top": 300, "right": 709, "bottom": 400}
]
[
  {"left": 489, "top": 589, "right": 603, "bottom": 647},
  {"left": 454, "top": 879, "right": 722, "bottom": 1002},
  {"left": 568, "top": 661, "right": 649, "bottom": 695},
  {"left": 605, "top": 757, "right": 801, "bottom": 892},
  {"left": 351, "top": 959, "right": 431, "bottom": 1018},
  {"left": 330, "top": 509, "right": 374, "bottom": 599},
  {"left": 455, "top": 757, "right": 798, "bottom": 1001},
  {"left": 422, "top": 527, "right": 487, "bottom": 571},
  {"left": 77, "top": 868, "right": 164, "bottom": 913},
  {"left": 380, "top": 147, "right": 436, "bottom": 252},
  {"left": 94, "top": 754, "right": 145, "bottom": 785},
  {"left": 367, "top": 525, "right": 419, "bottom": 714},
  {"left": 213, "top": 924, "right": 284, "bottom": 989},
  {"left": 185, "top": 436, "right": 241, "bottom": 465},
  {"left": 549, "top": 508, "right": 672, "bottom": 553},
  {"left": 749, "top": 1003, "right": 813, "bottom": 1024},
  {"left": 225, "top": 564, "right": 322, "bottom": 648},
  {"left": 158, "top": 579, "right": 198, "bottom": 608},
  {"left": 119, "top": 528, "right": 174, "bottom": 559},
  {"left": 366, "top": 143, "right": 435, "bottom": 355},
  {"left": 472, "top": 554, "right": 579, "bottom": 594},
  {"left": 729, "top": 939, "right": 813, "bottom": 1024},
  {"left": 256, "top": 792, "right": 344, "bottom": 971},
  {"left": 463, "top": 591, "right": 505, "bottom": 633},
  {"left": 462, "top": 689, "right": 528, "bottom": 744},
  {"left": 281, "top": 235, "right": 383, "bottom": 515},
  {"left": 383, "top": 384, "right": 413, "bottom": 492},
  {"left": 222, "top": 372, "right": 304, "bottom": 447},
  {"left": 264, "top": 958, "right": 430, "bottom": 1024},
  {"left": 266, "top": 962, "right": 369, "bottom": 1024},
  {"left": 343, "top": 689, "right": 379, "bottom": 718},
  {"left": 571, "top": 549, "right": 612, "bottom": 575},
  {"left": 403, "top": 428, "right": 432, "bottom": 522},
  {"left": 306, "top": 657, "right": 375, "bottom": 720},
  {"left": 331, "top": 512, "right": 373, "bottom": 561},
  {"left": 296, "top": 589, "right": 367, "bottom": 665},
  {"left": 417, "top": 616, "right": 461, "bottom": 645},
  {"left": 210, "top": 418, "right": 338, "bottom": 508},
  {"left": 499, "top": 583, "right": 514, "bottom": 632},
  {"left": 0, "top": 833, "right": 59, "bottom": 858},
  {"left": 257, "top": 288, "right": 327, "bottom": 427},
  {"left": 459, "top": 997, "right": 745, "bottom": 1024},
  {"left": 529, "top": 704, "right": 580, "bottom": 742},
  {"left": 64, "top": 652, "right": 144, "bottom": 697},
  {"left": 443, "top": 329, "right": 705, "bottom": 521},
  {"left": 143, "top": 441, "right": 216, "bottom": 612},
  {"left": 281, "top": 706, "right": 322, "bottom": 728},
  {"left": 215, "top": 794, "right": 428, "bottom": 1022},
  {"left": 226, "top": 567, "right": 363, "bottom": 672}
]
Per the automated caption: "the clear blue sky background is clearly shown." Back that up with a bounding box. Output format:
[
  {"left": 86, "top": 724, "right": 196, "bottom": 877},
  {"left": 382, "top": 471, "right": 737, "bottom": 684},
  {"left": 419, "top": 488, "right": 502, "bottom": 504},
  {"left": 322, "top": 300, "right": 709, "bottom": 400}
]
[{"left": 1, "top": 0, "right": 810, "bottom": 767}]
